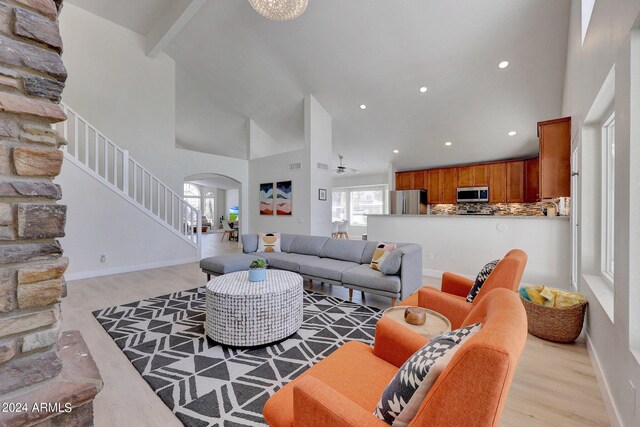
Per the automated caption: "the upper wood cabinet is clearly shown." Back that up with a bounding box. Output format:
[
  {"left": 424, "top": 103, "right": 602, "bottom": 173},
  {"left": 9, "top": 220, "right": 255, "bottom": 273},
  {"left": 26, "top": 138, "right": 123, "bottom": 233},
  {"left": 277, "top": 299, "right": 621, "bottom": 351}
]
[
  {"left": 539, "top": 117, "right": 571, "bottom": 199},
  {"left": 442, "top": 168, "right": 458, "bottom": 204},
  {"left": 471, "top": 164, "right": 489, "bottom": 186},
  {"left": 457, "top": 164, "right": 488, "bottom": 187},
  {"left": 489, "top": 163, "right": 507, "bottom": 203},
  {"left": 428, "top": 169, "right": 442, "bottom": 204},
  {"left": 506, "top": 161, "right": 525, "bottom": 203},
  {"left": 524, "top": 157, "right": 540, "bottom": 203},
  {"left": 413, "top": 171, "right": 428, "bottom": 189},
  {"left": 457, "top": 166, "right": 474, "bottom": 187},
  {"left": 395, "top": 172, "right": 412, "bottom": 190}
]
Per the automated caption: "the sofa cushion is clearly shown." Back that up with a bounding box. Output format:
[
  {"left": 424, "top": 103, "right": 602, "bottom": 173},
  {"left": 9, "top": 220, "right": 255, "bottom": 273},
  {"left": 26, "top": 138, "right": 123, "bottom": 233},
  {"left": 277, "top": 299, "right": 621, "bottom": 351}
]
[
  {"left": 361, "top": 241, "right": 380, "bottom": 264},
  {"left": 466, "top": 259, "right": 500, "bottom": 303},
  {"left": 289, "top": 235, "right": 329, "bottom": 256},
  {"left": 342, "top": 264, "right": 402, "bottom": 294},
  {"left": 373, "top": 323, "right": 482, "bottom": 426},
  {"left": 380, "top": 249, "right": 403, "bottom": 275},
  {"left": 258, "top": 232, "right": 281, "bottom": 252},
  {"left": 241, "top": 234, "right": 259, "bottom": 253},
  {"left": 319, "top": 238, "right": 368, "bottom": 263},
  {"left": 280, "top": 234, "right": 297, "bottom": 253},
  {"left": 300, "top": 258, "right": 360, "bottom": 282},
  {"left": 370, "top": 242, "right": 397, "bottom": 271},
  {"left": 200, "top": 253, "right": 263, "bottom": 275},
  {"left": 267, "top": 253, "right": 320, "bottom": 272}
]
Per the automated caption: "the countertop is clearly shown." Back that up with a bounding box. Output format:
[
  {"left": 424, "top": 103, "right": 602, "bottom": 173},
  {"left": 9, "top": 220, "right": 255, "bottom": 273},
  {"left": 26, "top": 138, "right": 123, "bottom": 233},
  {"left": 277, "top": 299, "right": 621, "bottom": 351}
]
[{"left": 367, "top": 214, "right": 570, "bottom": 220}]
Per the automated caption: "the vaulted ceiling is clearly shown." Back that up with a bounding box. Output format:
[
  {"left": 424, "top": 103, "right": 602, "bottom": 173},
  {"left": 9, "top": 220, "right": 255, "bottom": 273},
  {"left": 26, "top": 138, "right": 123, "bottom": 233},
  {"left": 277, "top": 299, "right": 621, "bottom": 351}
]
[{"left": 67, "top": 0, "right": 571, "bottom": 175}]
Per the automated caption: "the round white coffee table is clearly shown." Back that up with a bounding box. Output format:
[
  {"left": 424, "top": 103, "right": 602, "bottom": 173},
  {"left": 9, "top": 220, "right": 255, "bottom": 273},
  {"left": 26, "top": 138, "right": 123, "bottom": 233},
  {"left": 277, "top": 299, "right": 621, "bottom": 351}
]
[{"left": 205, "top": 270, "right": 303, "bottom": 346}]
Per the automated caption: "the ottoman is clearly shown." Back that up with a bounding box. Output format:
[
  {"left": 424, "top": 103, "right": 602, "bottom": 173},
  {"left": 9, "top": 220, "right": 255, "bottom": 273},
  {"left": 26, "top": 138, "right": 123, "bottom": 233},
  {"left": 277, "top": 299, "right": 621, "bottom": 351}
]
[{"left": 205, "top": 270, "right": 304, "bottom": 346}]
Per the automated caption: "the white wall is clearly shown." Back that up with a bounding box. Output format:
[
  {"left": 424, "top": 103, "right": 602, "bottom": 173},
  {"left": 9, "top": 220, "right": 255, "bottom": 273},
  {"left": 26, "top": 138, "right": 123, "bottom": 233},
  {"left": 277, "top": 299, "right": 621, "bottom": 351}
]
[
  {"left": 562, "top": 1, "right": 640, "bottom": 425},
  {"left": 332, "top": 173, "right": 388, "bottom": 188},
  {"left": 368, "top": 215, "right": 571, "bottom": 288},
  {"left": 248, "top": 149, "right": 310, "bottom": 235},
  {"left": 305, "top": 96, "right": 333, "bottom": 236},
  {"left": 58, "top": 3, "right": 249, "bottom": 274},
  {"left": 250, "top": 120, "right": 292, "bottom": 160},
  {"left": 58, "top": 160, "right": 197, "bottom": 280}
]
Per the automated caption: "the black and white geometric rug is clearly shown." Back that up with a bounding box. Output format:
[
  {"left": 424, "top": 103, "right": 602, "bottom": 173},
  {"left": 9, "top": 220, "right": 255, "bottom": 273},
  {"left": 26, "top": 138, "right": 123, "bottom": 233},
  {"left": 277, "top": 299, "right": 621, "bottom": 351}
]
[{"left": 93, "top": 287, "right": 381, "bottom": 426}]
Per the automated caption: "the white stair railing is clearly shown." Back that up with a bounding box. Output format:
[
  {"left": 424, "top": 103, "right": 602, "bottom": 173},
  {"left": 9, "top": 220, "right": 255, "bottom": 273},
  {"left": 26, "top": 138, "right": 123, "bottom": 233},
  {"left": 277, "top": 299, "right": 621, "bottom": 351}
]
[{"left": 54, "top": 102, "right": 202, "bottom": 256}]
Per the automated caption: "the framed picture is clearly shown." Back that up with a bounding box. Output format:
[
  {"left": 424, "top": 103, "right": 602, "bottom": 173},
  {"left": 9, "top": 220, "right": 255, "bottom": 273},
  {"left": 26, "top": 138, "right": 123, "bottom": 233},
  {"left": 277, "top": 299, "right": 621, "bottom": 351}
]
[
  {"left": 276, "top": 180, "right": 292, "bottom": 215},
  {"left": 318, "top": 188, "right": 327, "bottom": 201},
  {"left": 259, "top": 183, "right": 274, "bottom": 215}
]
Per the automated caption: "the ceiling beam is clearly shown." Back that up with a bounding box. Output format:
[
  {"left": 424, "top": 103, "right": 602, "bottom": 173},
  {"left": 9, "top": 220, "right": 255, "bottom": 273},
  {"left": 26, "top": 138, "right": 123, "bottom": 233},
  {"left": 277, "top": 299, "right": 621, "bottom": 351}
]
[{"left": 145, "top": 0, "right": 208, "bottom": 59}]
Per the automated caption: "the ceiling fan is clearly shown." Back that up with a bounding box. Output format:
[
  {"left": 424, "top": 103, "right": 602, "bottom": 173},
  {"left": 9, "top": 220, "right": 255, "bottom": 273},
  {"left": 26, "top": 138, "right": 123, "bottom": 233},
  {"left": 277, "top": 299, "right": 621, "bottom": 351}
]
[{"left": 333, "top": 155, "right": 360, "bottom": 174}]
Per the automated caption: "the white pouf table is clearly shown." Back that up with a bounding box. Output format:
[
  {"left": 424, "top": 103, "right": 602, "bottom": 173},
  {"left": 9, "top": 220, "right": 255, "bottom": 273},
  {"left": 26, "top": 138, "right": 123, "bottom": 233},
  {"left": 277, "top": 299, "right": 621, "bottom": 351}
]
[{"left": 205, "top": 270, "right": 304, "bottom": 347}]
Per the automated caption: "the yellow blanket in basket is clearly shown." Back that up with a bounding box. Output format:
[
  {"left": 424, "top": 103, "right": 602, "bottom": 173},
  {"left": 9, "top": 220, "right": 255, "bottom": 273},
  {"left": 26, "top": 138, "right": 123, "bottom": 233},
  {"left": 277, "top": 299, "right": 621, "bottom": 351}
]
[{"left": 526, "top": 286, "right": 586, "bottom": 308}]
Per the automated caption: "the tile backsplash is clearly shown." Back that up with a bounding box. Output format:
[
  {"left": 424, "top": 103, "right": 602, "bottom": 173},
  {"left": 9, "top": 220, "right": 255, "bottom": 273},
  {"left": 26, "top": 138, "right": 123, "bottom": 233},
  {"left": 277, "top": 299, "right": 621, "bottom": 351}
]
[{"left": 430, "top": 202, "right": 563, "bottom": 217}]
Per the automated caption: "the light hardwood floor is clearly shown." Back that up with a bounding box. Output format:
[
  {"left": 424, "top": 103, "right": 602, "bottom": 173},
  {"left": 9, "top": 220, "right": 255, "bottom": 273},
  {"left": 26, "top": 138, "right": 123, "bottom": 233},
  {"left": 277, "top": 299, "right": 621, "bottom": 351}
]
[{"left": 62, "top": 240, "right": 609, "bottom": 427}]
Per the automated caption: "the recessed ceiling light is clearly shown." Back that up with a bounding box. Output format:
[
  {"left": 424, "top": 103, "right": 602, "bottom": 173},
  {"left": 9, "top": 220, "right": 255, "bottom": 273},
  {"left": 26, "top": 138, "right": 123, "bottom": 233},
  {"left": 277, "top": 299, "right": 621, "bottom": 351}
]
[
  {"left": 360, "top": 104, "right": 367, "bottom": 110},
  {"left": 393, "top": 149, "right": 399, "bottom": 154},
  {"left": 508, "top": 131, "right": 517, "bottom": 136},
  {"left": 498, "top": 61, "right": 509, "bottom": 69},
  {"left": 419, "top": 86, "right": 428, "bottom": 93},
  {"left": 445, "top": 141, "right": 452, "bottom": 146}
]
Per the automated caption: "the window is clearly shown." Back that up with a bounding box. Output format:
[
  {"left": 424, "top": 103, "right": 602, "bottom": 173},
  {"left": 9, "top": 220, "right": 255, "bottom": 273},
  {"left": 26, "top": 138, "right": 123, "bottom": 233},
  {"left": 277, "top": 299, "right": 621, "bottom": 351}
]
[
  {"left": 183, "top": 183, "right": 201, "bottom": 211},
  {"left": 350, "top": 189, "right": 384, "bottom": 226},
  {"left": 204, "top": 192, "right": 215, "bottom": 221},
  {"left": 332, "top": 185, "right": 387, "bottom": 227},
  {"left": 581, "top": 0, "right": 596, "bottom": 44},
  {"left": 601, "top": 112, "right": 615, "bottom": 282},
  {"left": 332, "top": 191, "right": 347, "bottom": 221}
]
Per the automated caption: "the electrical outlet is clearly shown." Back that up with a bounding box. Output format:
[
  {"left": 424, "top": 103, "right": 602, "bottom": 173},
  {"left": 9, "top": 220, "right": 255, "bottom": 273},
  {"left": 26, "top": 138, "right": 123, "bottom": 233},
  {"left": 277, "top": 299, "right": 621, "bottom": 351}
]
[
  {"left": 427, "top": 252, "right": 434, "bottom": 260},
  {"left": 100, "top": 254, "right": 107, "bottom": 263},
  {"left": 298, "top": 217, "right": 304, "bottom": 224}
]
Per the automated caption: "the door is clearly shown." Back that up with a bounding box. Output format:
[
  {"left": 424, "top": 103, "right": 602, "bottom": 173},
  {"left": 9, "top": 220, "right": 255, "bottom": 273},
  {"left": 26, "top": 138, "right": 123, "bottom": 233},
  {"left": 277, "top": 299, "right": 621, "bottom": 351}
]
[
  {"left": 396, "top": 172, "right": 412, "bottom": 190},
  {"left": 524, "top": 158, "right": 540, "bottom": 203},
  {"left": 539, "top": 118, "right": 571, "bottom": 198},
  {"left": 471, "top": 164, "right": 489, "bottom": 186},
  {"left": 413, "top": 171, "right": 427, "bottom": 189}
]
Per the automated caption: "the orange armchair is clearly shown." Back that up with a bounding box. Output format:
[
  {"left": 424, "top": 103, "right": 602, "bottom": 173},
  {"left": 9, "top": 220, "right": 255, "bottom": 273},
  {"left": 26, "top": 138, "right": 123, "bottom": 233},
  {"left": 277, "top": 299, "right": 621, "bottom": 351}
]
[
  {"left": 401, "top": 249, "right": 527, "bottom": 329},
  {"left": 263, "top": 289, "right": 528, "bottom": 427}
]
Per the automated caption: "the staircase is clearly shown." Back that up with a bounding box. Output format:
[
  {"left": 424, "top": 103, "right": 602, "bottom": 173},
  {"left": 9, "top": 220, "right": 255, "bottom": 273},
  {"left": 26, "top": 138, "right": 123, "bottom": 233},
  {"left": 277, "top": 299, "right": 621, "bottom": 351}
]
[{"left": 53, "top": 103, "right": 202, "bottom": 258}]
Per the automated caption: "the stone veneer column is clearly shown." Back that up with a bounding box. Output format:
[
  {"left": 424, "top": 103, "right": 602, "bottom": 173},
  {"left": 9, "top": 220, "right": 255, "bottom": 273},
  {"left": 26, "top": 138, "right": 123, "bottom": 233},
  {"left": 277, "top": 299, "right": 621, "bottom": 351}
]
[{"left": 0, "top": 0, "right": 102, "bottom": 425}]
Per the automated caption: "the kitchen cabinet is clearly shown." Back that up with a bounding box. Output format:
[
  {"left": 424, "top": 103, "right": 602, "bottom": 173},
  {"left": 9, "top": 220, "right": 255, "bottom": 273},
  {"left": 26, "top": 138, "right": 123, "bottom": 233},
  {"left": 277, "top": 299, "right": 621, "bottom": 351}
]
[
  {"left": 395, "top": 172, "right": 413, "bottom": 190},
  {"left": 489, "top": 163, "right": 507, "bottom": 203},
  {"left": 442, "top": 168, "right": 458, "bottom": 204},
  {"left": 456, "top": 164, "right": 488, "bottom": 187},
  {"left": 471, "top": 164, "right": 489, "bottom": 186},
  {"left": 457, "top": 166, "right": 474, "bottom": 187},
  {"left": 428, "top": 169, "right": 442, "bottom": 204},
  {"left": 506, "top": 161, "right": 525, "bottom": 203},
  {"left": 524, "top": 157, "right": 540, "bottom": 203},
  {"left": 539, "top": 117, "right": 571, "bottom": 199},
  {"left": 412, "top": 170, "right": 428, "bottom": 189}
]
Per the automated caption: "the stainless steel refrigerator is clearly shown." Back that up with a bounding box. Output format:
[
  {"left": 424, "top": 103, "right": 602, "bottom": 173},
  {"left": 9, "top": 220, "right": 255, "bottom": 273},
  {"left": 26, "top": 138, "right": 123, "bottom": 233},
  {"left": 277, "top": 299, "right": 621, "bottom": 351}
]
[{"left": 389, "top": 190, "right": 429, "bottom": 215}]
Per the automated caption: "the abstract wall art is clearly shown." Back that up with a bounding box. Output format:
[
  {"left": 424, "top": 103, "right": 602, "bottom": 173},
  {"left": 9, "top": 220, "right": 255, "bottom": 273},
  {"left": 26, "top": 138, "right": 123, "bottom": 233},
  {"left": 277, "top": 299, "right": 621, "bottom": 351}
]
[
  {"left": 276, "top": 180, "right": 292, "bottom": 216},
  {"left": 259, "top": 183, "right": 274, "bottom": 215}
]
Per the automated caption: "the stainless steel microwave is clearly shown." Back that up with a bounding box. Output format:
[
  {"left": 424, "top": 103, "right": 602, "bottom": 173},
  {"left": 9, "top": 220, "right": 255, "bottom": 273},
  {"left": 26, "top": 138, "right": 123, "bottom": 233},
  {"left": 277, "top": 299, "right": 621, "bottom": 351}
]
[{"left": 457, "top": 187, "right": 489, "bottom": 203}]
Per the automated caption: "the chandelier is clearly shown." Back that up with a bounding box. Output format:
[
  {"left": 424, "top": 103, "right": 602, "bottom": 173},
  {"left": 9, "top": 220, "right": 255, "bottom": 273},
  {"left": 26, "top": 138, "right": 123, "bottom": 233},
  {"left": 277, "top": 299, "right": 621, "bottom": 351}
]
[{"left": 248, "top": 0, "right": 308, "bottom": 21}]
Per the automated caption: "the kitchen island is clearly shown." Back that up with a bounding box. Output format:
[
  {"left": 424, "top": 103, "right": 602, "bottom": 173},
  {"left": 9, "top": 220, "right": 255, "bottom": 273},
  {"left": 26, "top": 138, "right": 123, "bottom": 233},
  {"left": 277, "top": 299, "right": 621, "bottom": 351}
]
[{"left": 367, "top": 214, "right": 570, "bottom": 289}]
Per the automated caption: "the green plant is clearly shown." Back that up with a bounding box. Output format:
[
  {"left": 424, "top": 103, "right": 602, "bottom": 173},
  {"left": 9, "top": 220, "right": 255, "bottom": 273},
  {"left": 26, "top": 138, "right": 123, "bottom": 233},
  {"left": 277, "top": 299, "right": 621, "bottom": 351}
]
[{"left": 250, "top": 259, "right": 267, "bottom": 269}]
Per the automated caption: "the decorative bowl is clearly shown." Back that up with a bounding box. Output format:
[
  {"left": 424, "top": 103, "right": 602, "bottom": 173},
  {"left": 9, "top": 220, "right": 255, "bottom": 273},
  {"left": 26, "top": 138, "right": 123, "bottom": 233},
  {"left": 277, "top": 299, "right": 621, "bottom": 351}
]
[{"left": 404, "top": 307, "right": 427, "bottom": 326}]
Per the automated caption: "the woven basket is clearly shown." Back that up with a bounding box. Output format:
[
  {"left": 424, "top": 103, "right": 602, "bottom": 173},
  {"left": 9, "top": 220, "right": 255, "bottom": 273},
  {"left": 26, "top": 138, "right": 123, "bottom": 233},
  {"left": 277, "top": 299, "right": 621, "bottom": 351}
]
[{"left": 520, "top": 295, "right": 588, "bottom": 343}]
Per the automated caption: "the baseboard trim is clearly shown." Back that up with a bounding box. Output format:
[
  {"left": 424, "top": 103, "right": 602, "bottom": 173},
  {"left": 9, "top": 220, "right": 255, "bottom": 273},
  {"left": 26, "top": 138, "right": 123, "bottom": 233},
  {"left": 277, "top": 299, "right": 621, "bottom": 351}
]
[
  {"left": 65, "top": 257, "right": 198, "bottom": 281},
  {"left": 586, "top": 334, "right": 623, "bottom": 427}
]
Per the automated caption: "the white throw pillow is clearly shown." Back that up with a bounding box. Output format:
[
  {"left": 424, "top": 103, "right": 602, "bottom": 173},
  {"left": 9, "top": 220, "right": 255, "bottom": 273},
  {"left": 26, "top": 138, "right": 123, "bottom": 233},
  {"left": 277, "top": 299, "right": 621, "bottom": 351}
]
[{"left": 257, "top": 232, "right": 281, "bottom": 253}]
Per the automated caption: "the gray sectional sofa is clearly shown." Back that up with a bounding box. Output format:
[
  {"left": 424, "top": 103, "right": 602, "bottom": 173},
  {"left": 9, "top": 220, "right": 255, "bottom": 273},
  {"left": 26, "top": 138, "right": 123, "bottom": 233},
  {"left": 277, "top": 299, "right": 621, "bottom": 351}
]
[{"left": 199, "top": 234, "right": 423, "bottom": 305}]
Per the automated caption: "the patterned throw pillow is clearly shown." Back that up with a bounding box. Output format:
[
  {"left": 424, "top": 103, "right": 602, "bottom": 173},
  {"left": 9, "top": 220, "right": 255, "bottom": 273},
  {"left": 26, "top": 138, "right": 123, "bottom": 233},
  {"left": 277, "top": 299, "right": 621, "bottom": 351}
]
[
  {"left": 373, "top": 323, "right": 482, "bottom": 426},
  {"left": 257, "top": 232, "right": 281, "bottom": 253},
  {"left": 371, "top": 242, "right": 397, "bottom": 271},
  {"left": 466, "top": 259, "right": 500, "bottom": 303}
]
